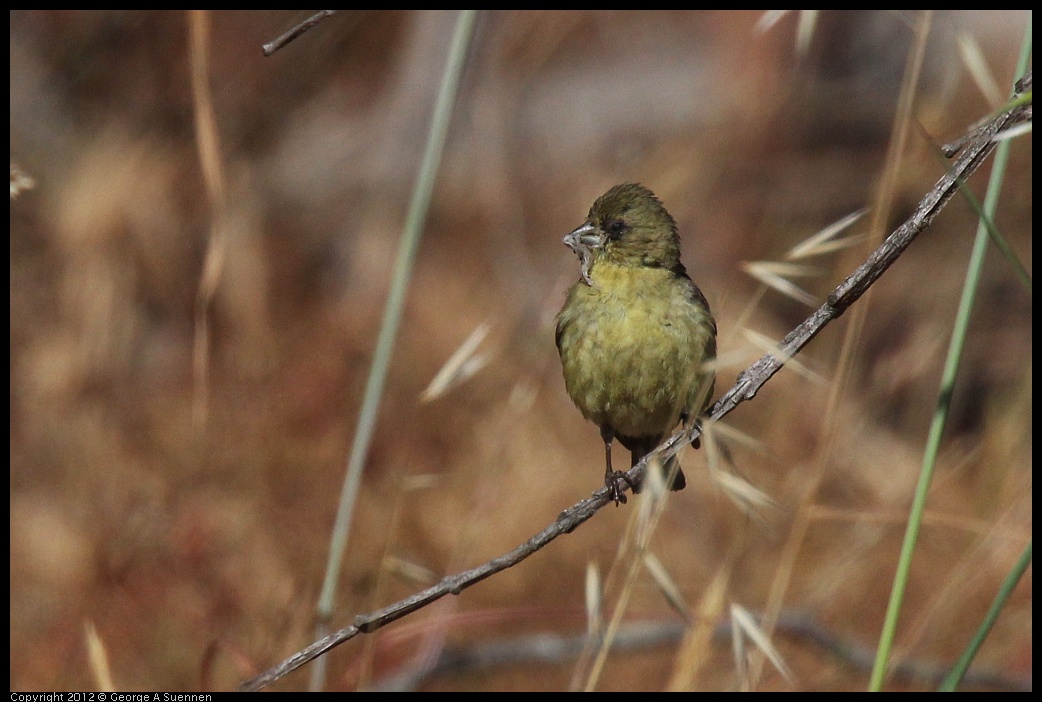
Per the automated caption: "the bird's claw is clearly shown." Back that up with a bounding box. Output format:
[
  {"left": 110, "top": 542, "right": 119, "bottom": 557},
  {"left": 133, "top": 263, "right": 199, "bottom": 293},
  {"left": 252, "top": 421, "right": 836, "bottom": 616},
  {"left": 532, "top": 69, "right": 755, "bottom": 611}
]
[{"left": 605, "top": 471, "right": 636, "bottom": 506}]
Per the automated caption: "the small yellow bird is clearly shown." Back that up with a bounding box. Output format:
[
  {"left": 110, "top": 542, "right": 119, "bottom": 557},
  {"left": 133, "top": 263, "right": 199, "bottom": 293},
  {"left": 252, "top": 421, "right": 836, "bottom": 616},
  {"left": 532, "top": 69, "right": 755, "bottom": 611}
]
[{"left": 555, "top": 184, "right": 716, "bottom": 504}]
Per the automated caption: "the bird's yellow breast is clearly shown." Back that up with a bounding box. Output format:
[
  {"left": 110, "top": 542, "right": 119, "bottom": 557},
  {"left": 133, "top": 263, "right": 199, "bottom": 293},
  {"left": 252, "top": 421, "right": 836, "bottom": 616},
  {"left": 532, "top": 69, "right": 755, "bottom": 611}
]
[{"left": 557, "top": 261, "right": 714, "bottom": 438}]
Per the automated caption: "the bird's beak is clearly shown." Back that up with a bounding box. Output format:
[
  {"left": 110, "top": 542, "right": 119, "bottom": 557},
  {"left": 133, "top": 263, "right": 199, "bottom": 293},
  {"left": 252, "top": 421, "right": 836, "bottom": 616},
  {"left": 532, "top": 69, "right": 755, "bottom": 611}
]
[
  {"left": 563, "top": 223, "right": 603, "bottom": 287},
  {"left": 563, "top": 222, "right": 604, "bottom": 252}
]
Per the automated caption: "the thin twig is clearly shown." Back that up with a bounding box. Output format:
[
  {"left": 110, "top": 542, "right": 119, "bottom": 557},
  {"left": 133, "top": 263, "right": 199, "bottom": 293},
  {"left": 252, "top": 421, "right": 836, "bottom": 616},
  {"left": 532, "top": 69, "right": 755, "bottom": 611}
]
[
  {"left": 238, "top": 70, "right": 1031, "bottom": 692},
  {"left": 262, "top": 10, "right": 338, "bottom": 56},
  {"left": 941, "top": 70, "right": 1033, "bottom": 157},
  {"left": 694, "top": 69, "right": 1031, "bottom": 444},
  {"left": 368, "top": 611, "right": 1030, "bottom": 692}
]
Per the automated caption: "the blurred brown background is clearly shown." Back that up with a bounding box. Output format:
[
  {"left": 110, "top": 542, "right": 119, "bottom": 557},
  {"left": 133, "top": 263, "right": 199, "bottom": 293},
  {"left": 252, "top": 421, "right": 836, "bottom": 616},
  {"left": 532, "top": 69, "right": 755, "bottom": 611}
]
[{"left": 9, "top": 10, "right": 1031, "bottom": 691}]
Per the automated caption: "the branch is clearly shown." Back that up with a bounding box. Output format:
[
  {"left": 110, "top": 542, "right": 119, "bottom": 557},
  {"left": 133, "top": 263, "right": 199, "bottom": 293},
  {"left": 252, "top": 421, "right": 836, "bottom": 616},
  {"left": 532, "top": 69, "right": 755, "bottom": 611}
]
[
  {"left": 239, "top": 70, "right": 1031, "bottom": 692},
  {"left": 262, "top": 11, "right": 338, "bottom": 56},
  {"left": 368, "top": 612, "right": 1031, "bottom": 691},
  {"left": 658, "top": 69, "right": 1032, "bottom": 468}
]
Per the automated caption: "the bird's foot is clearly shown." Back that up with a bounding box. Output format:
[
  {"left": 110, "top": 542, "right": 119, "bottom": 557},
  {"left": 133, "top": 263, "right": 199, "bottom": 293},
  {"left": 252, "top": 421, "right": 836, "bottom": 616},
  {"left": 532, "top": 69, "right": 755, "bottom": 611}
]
[{"left": 605, "top": 471, "right": 636, "bottom": 506}]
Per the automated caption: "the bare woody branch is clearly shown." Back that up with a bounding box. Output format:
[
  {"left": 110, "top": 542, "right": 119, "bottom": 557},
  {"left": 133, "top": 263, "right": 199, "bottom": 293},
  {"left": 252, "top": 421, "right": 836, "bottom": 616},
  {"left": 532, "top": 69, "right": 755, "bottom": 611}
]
[
  {"left": 692, "top": 69, "right": 1031, "bottom": 448},
  {"left": 239, "top": 70, "right": 1031, "bottom": 692},
  {"left": 262, "top": 11, "right": 338, "bottom": 56}
]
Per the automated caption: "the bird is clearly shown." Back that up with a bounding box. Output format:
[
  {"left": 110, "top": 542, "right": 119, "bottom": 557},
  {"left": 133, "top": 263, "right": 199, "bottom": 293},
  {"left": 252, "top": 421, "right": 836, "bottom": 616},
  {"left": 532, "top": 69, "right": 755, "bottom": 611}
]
[{"left": 555, "top": 183, "right": 717, "bottom": 505}]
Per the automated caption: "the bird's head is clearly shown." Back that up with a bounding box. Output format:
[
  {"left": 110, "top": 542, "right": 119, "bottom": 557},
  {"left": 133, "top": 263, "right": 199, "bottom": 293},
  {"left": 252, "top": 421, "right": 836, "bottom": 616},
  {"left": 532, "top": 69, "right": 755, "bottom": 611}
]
[{"left": 564, "top": 183, "right": 682, "bottom": 285}]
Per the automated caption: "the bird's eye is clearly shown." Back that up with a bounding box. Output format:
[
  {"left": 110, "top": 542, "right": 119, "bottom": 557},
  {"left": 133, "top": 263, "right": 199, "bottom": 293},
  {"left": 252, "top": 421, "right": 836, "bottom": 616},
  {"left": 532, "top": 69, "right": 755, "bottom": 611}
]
[{"left": 606, "top": 219, "right": 626, "bottom": 237}]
